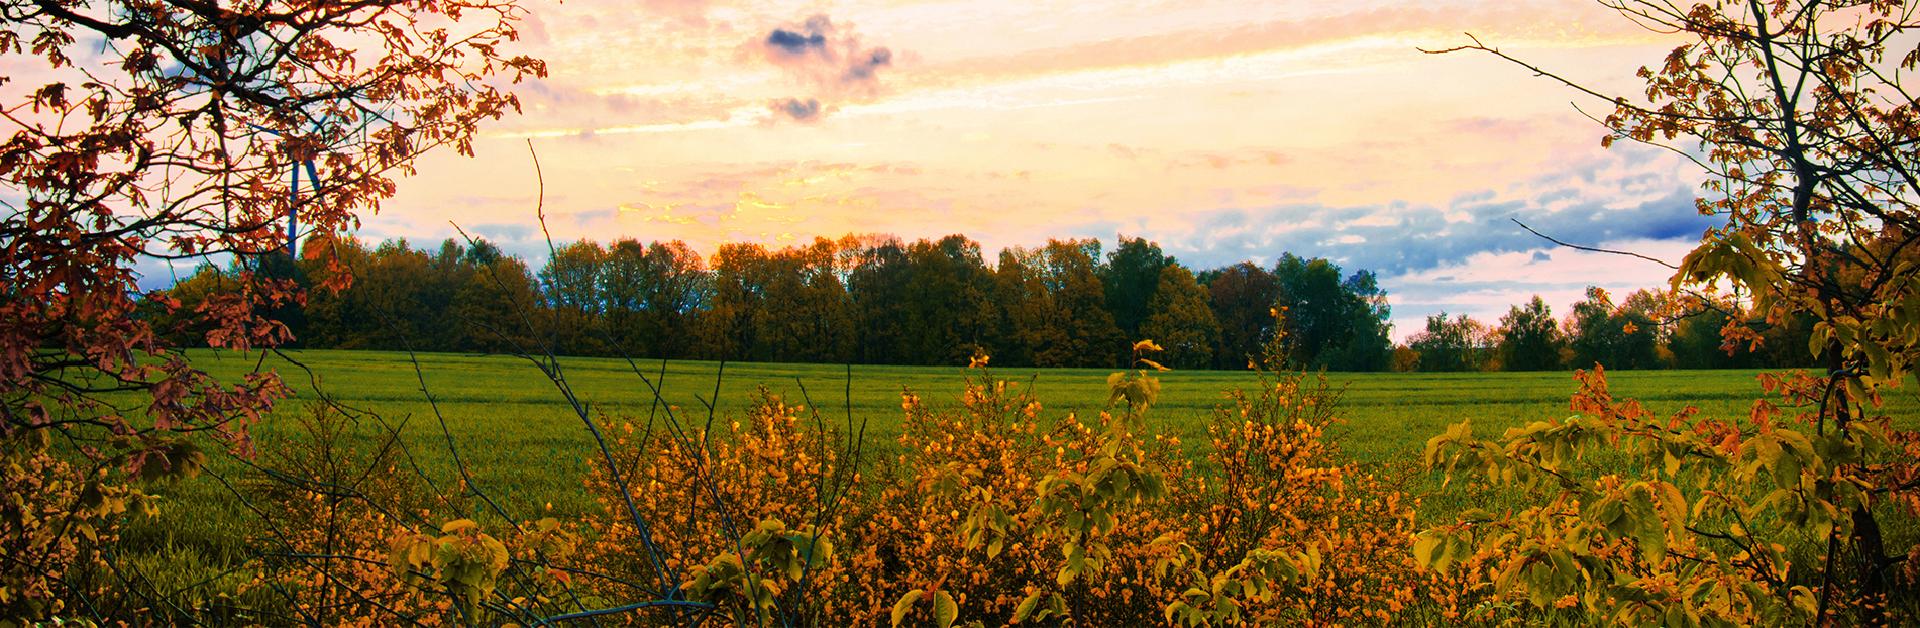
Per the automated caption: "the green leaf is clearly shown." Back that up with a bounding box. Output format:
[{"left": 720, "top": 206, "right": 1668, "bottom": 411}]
[
  {"left": 891, "top": 589, "right": 924, "bottom": 627},
  {"left": 1012, "top": 590, "right": 1042, "bottom": 623},
  {"left": 934, "top": 590, "right": 959, "bottom": 628},
  {"left": 1809, "top": 321, "right": 1830, "bottom": 359}
]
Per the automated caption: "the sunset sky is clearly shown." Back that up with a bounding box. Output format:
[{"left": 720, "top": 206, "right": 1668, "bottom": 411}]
[{"left": 354, "top": 0, "right": 1710, "bottom": 338}]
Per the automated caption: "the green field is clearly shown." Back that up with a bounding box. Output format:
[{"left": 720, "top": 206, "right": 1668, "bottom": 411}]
[
  {"left": 133, "top": 349, "right": 1920, "bottom": 544},
  {"left": 101, "top": 348, "right": 1920, "bottom": 616}
]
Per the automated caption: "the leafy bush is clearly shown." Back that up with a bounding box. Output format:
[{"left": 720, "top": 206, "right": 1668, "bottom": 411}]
[
  {"left": 557, "top": 343, "right": 1426, "bottom": 626},
  {"left": 1419, "top": 366, "right": 1917, "bottom": 625}
]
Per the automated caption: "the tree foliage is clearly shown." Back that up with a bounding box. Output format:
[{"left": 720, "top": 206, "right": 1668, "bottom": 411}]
[
  {"left": 1496, "top": 295, "right": 1566, "bottom": 371},
  {"left": 0, "top": 0, "right": 541, "bottom": 618},
  {"left": 1101, "top": 236, "right": 1173, "bottom": 343},
  {"left": 1563, "top": 287, "right": 1664, "bottom": 370},
  {"left": 1422, "top": 1, "right": 1920, "bottom": 623},
  {"left": 1407, "top": 312, "right": 1497, "bottom": 373},
  {"left": 1270, "top": 255, "right": 1394, "bottom": 371},
  {"left": 1140, "top": 265, "right": 1221, "bottom": 369},
  {"left": 1201, "top": 262, "right": 1282, "bottom": 370}
]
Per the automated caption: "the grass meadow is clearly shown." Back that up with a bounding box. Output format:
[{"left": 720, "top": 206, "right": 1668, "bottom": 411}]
[{"left": 122, "top": 347, "right": 1920, "bottom": 585}]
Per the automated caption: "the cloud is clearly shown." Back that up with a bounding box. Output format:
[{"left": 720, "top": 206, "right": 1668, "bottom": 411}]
[
  {"left": 1128, "top": 143, "right": 1713, "bottom": 277},
  {"left": 766, "top": 21, "right": 831, "bottom": 59},
  {"left": 769, "top": 97, "right": 823, "bottom": 122},
  {"left": 1160, "top": 185, "right": 1710, "bottom": 277},
  {"left": 1168, "top": 149, "right": 1289, "bottom": 171},
  {"left": 843, "top": 48, "right": 893, "bottom": 85},
  {"left": 757, "top": 14, "right": 896, "bottom": 121},
  {"left": 483, "top": 77, "right": 760, "bottom": 139},
  {"left": 902, "top": 2, "right": 1658, "bottom": 94},
  {"left": 569, "top": 208, "right": 619, "bottom": 226},
  {"left": 469, "top": 223, "right": 536, "bottom": 243},
  {"left": 1378, "top": 238, "right": 1699, "bottom": 341},
  {"left": 639, "top": 0, "right": 712, "bottom": 27}
]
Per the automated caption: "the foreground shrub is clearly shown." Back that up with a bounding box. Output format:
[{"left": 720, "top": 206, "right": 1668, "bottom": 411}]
[
  {"left": 235, "top": 402, "right": 453, "bottom": 625},
  {"left": 0, "top": 433, "right": 119, "bottom": 621},
  {"left": 581, "top": 390, "right": 862, "bottom": 624},
  {"left": 570, "top": 346, "right": 1425, "bottom": 625},
  {"left": 1420, "top": 367, "right": 1918, "bottom": 625}
]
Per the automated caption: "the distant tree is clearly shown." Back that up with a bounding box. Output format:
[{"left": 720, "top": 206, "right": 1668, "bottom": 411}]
[
  {"left": 902, "top": 235, "right": 998, "bottom": 365},
  {"left": 992, "top": 240, "right": 1122, "bottom": 367},
  {"left": 299, "top": 235, "right": 378, "bottom": 349},
  {"left": 1101, "top": 236, "right": 1172, "bottom": 342},
  {"left": 703, "top": 243, "right": 771, "bottom": 361},
  {"left": 639, "top": 240, "right": 710, "bottom": 359},
  {"left": 153, "top": 228, "right": 1425, "bottom": 371},
  {"left": 596, "top": 238, "right": 709, "bottom": 359},
  {"left": 1391, "top": 345, "right": 1422, "bottom": 372},
  {"left": 1041, "top": 239, "right": 1125, "bottom": 367},
  {"left": 1407, "top": 312, "right": 1496, "bottom": 372},
  {"left": 453, "top": 250, "right": 544, "bottom": 354},
  {"left": 1322, "top": 269, "right": 1395, "bottom": 371},
  {"left": 992, "top": 248, "right": 1050, "bottom": 367},
  {"left": 1203, "top": 262, "right": 1281, "bottom": 369},
  {"left": 1667, "top": 300, "right": 1753, "bottom": 370},
  {"left": 600, "top": 239, "right": 651, "bottom": 352},
  {"left": 380, "top": 240, "right": 451, "bottom": 350},
  {"left": 1563, "top": 287, "right": 1662, "bottom": 370},
  {"left": 463, "top": 239, "right": 506, "bottom": 267},
  {"left": 1271, "top": 255, "right": 1393, "bottom": 371},
  {"left": 540, "top": 240, "right": 608, "bottom": 354},
  {"left": 847, "top": 236, "right": 913, "bottom": 363},
  {"left": 1564, "top": 287, "right": 1622, "bottom": 369},
  {"left": 1496, "top": 295, "right": 1565, "bottom": 371},
  {"left": 1140, "top": 264, "right": 1220, "bottom": 369},
  {"left": 541, "top": 240, "right": 607, "bottom": 313},
  {"left": 758, "top": 239, "right": 852, "bottom": 363},
  {"left": 1619, "top": 289, "right": 1670, "bottom": 368},
  {"left": 147, "top": 264, "right": 235, "bottom": 347}
]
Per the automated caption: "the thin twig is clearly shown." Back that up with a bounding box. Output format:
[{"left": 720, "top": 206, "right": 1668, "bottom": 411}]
[{"left": 1511, "top": 218, "right": 1679, "bottom": 269}]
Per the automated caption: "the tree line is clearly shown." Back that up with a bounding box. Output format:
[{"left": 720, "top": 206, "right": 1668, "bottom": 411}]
[
  {"left": 146, "top": 234, "right": 1390, "bottom": 369},
  {"left": 1401, "top": 288, "right": 1816, "bottom": 372},
  {"left": 146, "top": 234, "right": 1812, "bottom": 371}
]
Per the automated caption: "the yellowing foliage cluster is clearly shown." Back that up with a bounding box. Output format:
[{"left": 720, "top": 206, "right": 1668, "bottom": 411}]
[{"left": 563, "top": 355, "right": 1439, "bottom": 626}]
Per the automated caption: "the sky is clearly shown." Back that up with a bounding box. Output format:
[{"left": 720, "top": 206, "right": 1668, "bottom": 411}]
[{"left": 308, "top": 0, "right": 1715, "bottom": 339}]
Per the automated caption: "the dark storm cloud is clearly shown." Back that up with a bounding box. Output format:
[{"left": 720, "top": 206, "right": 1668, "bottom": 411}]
[{"left": 757, "top": 14, "right": 896, "bottom": 122}]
